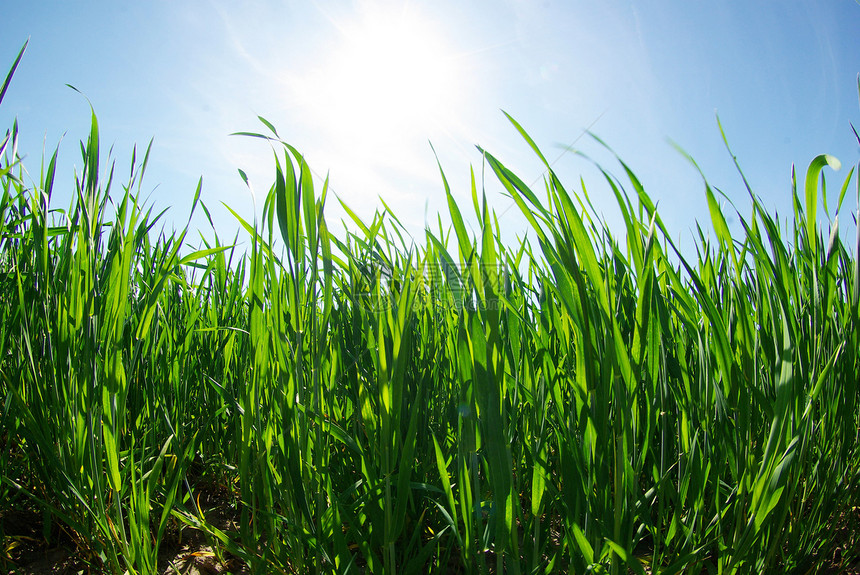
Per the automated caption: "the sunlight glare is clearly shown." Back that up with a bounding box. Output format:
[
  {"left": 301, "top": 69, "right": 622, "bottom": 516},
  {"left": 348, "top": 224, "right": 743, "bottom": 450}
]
[{"left": 304, "top": 4, "right": 465, "bottom": 149}]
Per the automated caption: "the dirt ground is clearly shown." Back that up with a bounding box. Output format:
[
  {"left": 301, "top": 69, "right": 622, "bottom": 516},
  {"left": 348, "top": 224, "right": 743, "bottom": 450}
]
[
  {"left": 2, "top": 488, "right": 251, "bottom": 575},
  {"left": 3, "top": 503, "right": 859, "bottom": 574}
]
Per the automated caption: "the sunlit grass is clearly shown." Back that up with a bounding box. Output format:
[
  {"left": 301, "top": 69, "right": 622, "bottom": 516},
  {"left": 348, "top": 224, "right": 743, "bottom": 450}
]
[{"left": 1, "top": 41, "right": 859, "bottom": 574}]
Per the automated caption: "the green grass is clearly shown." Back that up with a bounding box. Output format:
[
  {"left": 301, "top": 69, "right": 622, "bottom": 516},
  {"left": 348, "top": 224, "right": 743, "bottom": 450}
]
[{"left": 1, "top": 41, "right": 859, "bottom": 574}]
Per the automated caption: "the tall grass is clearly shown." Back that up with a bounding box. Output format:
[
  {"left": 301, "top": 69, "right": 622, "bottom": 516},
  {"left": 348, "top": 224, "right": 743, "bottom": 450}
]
[{"left": 1, "top": 42, "right": 859, "bottom": 574}]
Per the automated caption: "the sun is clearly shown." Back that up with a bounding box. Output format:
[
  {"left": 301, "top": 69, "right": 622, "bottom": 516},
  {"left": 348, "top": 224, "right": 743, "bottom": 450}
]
[{"left": 304, "top": 3, "right": 465, "bottom": 148}]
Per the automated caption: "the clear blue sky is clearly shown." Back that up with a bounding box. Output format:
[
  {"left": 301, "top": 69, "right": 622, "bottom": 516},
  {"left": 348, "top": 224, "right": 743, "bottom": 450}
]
[{"left": 2, "top": 1, "right": 859, "bottom": 252}]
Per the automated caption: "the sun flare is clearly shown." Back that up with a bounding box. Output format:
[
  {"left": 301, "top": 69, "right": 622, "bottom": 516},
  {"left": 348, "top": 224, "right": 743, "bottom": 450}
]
[{"left": 304, "top": 4, "right": 465, "bottom": 148}]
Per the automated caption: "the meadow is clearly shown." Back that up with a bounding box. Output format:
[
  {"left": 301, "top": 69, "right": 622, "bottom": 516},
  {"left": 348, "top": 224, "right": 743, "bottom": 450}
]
[{"left": 1, "top": 41, "right": 859, "bottom": 574}]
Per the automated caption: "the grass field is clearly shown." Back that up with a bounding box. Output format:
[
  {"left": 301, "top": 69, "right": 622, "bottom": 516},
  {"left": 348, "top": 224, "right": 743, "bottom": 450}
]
[{"left": 1, "top": 41, "right": 859, "bottom": 574}]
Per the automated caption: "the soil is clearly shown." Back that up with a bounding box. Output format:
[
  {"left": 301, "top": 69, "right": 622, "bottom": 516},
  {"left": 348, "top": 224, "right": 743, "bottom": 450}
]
[
  {"left": 3, "top": 497, "right": 859, "bottom": 574},
  {"left": 1, "top": 483, "right": 251, "bottom": 575}
]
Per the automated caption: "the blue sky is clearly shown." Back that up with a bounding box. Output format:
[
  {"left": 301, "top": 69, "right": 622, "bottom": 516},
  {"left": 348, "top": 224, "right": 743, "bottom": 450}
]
[{"left": 2, "top": 1, "right": 859, "bottom": 252}]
